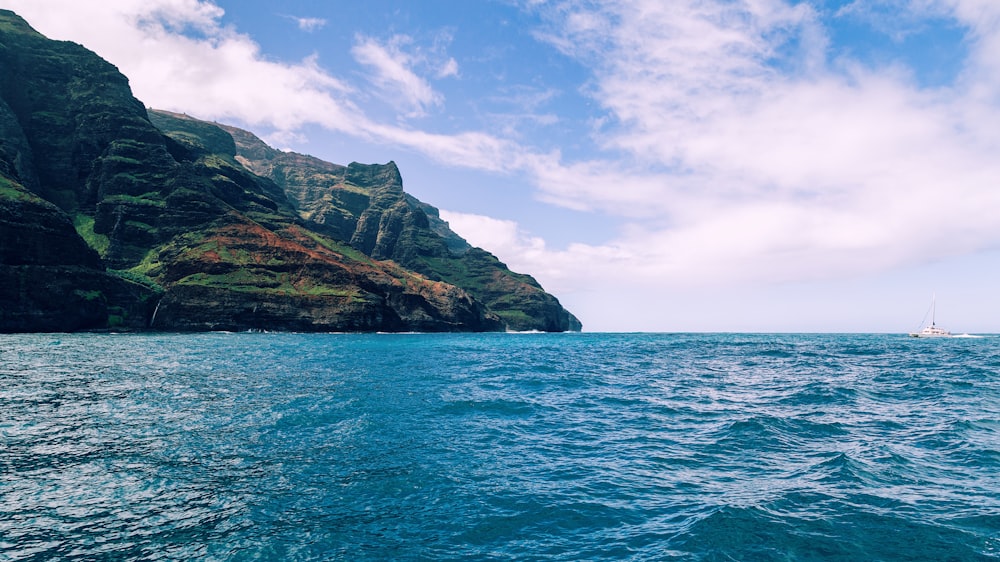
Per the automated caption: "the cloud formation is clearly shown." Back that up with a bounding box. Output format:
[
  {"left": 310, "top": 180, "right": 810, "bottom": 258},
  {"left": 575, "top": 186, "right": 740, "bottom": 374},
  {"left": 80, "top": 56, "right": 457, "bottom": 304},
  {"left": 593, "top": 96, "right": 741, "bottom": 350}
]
[
  {"left": 439, "top": 0, "right": 1000, "bottom": 321},
  {"left": 351, "top": 34, "right": 446, "bottom": 117},
  {"left": 290, "top": 16, "right": 326, "bottom": 32},
  {"left": 509, "top": 0, "right": 1000, "bottom": 283}
]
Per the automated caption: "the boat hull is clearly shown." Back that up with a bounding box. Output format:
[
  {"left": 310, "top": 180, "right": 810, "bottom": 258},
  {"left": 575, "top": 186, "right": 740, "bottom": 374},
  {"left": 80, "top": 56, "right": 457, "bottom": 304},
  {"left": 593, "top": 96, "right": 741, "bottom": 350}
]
[{"left": 909, "top": 327, "right": 952, "bottom": 338}]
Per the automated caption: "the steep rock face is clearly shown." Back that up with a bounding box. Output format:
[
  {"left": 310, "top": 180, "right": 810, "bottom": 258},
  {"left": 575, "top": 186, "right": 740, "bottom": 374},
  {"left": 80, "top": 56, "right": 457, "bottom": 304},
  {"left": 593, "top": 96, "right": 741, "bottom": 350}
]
[
  {"left": 0, "top": 180, "right": 101, "bottom": 269},
  {"left": 0, "top": 11, "right": 184, "bottom": 330},
  {"left": 0, "top": 96, "right": 37, "bottom": 192},
  {"left": 219, "top": 121, "right": 366, "bottom": 241},
  {"left": 210, "top": 116, "right": 582, "bottom": 332},
  {"left": 0, "top": 11, "right": 164, "bottom": 210},
  {"left": 0, "top": 176, "right": 156, "bottom": 331},
  {"left": 0, "top": 9, "right": 215, "bottom": 269},
  {"left": 144, "top": 217, "right": 502, "bottom": 332},
  {"left": 0, "top": 11, "right": 506, "bottom": 332}
]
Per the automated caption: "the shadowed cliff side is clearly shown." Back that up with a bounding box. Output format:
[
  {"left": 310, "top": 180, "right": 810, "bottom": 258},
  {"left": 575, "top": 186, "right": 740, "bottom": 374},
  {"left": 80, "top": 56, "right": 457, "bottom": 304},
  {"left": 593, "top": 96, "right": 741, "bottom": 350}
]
[{"left": 0, "top": 175, "right": 157, "bottom": 331}]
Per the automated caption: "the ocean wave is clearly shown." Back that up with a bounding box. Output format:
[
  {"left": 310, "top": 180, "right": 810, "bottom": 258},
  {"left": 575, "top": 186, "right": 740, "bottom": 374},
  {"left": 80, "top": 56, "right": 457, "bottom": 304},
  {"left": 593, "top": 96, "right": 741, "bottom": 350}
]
[{"left": 2, "top": 332, "right": 998, "bottom": 560}]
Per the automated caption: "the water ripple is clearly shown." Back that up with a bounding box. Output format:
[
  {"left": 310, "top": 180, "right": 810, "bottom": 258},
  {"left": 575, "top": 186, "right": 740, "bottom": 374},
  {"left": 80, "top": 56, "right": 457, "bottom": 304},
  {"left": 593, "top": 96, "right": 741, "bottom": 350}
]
[{"left": 1, "top": 332, "right": 998, "bottom": 560}]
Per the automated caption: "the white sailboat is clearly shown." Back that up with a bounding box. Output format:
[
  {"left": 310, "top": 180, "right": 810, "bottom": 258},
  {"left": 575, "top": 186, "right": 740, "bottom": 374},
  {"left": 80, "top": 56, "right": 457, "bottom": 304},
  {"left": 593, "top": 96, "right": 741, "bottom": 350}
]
[{"left": 909, "top": 295, "right": 952, "bottom": 338}]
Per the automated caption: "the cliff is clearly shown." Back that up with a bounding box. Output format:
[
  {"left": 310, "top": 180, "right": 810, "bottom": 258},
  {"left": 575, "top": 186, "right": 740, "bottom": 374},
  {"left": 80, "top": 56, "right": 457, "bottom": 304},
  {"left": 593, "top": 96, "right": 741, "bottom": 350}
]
[
  {"left": 208, "top": 118, "right": 582, "bottom": 332},
  {"left": 0, "top": 10, "right": 579, "bottom": 332},
  {"left": 0, "top": 175, "right": 156, "bottom": 331}
]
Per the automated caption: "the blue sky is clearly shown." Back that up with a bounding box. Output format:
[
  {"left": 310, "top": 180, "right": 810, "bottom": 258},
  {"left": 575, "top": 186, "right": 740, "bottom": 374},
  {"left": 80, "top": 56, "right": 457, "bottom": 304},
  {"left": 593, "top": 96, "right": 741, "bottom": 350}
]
[{"left": 5, "top": 0, "right": 1000, "bottom": 332}]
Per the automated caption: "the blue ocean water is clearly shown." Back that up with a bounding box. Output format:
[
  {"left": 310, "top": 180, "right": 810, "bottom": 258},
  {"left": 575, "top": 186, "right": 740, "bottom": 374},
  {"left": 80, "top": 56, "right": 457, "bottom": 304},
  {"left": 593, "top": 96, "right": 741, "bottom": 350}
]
[{"left": 1, "top": 332, "right": 998, "bottom": 561}]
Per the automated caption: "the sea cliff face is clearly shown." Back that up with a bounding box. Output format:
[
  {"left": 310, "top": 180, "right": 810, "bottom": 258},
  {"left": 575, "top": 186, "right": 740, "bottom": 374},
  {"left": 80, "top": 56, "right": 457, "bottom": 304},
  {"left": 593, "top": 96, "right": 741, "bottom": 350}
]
[
  {"left": 210, "top": 119, "right": 582, "bottom": 332},
  {"left": 0, "top": 177, "right": 156, "bottom": 331},
  {"left": 0, "top": 10, "right": 579, "bottom": 332}
]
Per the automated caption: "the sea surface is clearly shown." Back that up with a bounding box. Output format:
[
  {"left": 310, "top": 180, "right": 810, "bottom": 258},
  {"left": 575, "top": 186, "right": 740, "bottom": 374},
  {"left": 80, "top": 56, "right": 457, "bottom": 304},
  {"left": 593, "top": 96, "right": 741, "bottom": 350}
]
[{"left": 1, "top": 332, "right": 998, "bottom": 561}]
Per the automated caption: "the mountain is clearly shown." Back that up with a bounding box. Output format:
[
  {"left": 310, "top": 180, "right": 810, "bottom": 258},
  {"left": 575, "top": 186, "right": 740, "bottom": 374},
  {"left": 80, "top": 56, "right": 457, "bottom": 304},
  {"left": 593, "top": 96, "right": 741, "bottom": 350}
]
[
  {"left": 153, "top": 111, "right": 581, "bottom": 332},
  {"left": 0, "top": 10, "right": 580, "bottom": 332}
]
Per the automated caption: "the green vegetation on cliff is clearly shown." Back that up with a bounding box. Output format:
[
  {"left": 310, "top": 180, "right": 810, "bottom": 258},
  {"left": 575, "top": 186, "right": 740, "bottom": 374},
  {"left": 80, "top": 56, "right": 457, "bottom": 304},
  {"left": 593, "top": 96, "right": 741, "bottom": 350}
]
[{"left": 185, "top": 113, "right": 581, "bottom": 331}]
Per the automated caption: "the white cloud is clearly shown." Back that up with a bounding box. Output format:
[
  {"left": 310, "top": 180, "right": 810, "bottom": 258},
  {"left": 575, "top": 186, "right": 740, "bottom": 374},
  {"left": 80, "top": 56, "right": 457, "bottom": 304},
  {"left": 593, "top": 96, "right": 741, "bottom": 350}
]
[
  {"left": 434, "top": 0, "right": 1000, "bottom": 328},
  {"left": 515, "top": 0, "right": 1000, "bottom": 283},
  {"left": 438, "top": 210, "right": 630, "bottom": 296},
  {"left": 437, "top": 57, "right": 459, "bottom": 78},
  {"left": 439, "top": 211, "right": 541, "bottom": 256},
  {"left": 290, "top": 16, "right": 326, "bottom": 32},
  {"left": 351, "top": 34, "right": 445, "bottom": 118}
]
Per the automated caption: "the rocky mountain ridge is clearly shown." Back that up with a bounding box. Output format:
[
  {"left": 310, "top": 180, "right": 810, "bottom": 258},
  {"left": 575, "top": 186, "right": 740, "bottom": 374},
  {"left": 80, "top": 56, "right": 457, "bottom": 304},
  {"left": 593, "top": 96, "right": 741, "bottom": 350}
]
[{"left": 0, "top": 10, "right": 580, "bottom": 332}]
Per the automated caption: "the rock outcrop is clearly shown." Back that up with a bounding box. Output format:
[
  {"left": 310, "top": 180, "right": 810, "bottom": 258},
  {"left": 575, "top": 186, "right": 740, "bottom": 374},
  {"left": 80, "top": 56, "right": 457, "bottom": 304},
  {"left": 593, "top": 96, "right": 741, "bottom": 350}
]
[{"left": 0, "top": 10, "right": 578, "bottom": 332}]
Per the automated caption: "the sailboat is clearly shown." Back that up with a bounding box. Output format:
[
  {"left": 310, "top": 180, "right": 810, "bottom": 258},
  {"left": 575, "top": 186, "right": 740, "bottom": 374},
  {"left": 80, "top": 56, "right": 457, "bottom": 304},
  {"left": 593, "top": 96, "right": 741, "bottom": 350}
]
[{"left": 909, "top": 295, "right": 952, "bottom": 338}]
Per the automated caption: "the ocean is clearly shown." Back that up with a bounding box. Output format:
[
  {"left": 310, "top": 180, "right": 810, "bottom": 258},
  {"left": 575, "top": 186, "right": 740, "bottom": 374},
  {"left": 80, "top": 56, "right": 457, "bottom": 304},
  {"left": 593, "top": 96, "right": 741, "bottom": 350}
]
[{"left": 1, "top": 332, "right": 998, "bottom": 561}]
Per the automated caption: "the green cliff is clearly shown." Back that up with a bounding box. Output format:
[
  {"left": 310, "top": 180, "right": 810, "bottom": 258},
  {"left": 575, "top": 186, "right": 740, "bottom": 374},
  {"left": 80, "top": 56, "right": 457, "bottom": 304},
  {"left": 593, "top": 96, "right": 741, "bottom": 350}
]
[
  {"left": 0, "top": 10, "right": 579, "bottom": 332},
  {"left": 187, "top": 114, "right": 581, "bottom": 332}
]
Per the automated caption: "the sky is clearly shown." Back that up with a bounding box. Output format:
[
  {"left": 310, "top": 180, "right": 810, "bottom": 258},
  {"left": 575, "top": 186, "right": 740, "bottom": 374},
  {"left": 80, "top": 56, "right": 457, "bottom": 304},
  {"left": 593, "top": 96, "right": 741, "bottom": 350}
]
[{"left": 3, "top": 0, "right": 1000, "bottom": 332}]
